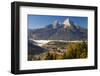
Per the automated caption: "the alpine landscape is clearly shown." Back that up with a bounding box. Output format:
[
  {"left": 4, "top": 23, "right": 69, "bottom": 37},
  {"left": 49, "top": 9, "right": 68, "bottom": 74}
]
[{"left": 28, "top": 16, "right": 88, "bottom": 61}]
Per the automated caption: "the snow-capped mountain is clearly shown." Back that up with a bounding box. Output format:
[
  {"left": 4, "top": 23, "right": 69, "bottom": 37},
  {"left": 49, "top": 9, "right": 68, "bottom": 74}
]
[
  {"left": 28, "top": 18, "right": 87, "bottom": 41},
  {"left": 52, "top": 20, "right": 60, "bottom": 29},
  {"left": 63, "top": 18, "right": 75, "bottom": 28}
]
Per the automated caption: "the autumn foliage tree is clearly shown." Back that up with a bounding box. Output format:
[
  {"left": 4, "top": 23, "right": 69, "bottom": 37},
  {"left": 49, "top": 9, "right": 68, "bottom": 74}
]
[{"left": 63, "top": 41, "right": 87, "bottom": 59}]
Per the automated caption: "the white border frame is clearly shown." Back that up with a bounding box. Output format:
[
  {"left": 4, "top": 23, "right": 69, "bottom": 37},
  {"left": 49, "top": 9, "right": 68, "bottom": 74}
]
[{"left": 20, "top": 6, "right": 95, "bottom": 70}]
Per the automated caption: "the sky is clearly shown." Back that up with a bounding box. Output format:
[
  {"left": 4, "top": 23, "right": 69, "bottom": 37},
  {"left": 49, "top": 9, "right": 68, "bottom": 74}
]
[{"left": 28, "top": 15, "right": 88, "bottom": 29}]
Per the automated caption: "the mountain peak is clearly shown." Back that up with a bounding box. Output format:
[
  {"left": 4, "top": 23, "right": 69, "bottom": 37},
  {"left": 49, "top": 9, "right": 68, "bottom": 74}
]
[
  {"left": 52, "top": 20, "right": 59, "bottom": 29},
  {"left": 29, "top": 18, "right": 87, "bottom": 40},
  {"left": 63, "top": 18, "right": 73, "bottom": 28}
]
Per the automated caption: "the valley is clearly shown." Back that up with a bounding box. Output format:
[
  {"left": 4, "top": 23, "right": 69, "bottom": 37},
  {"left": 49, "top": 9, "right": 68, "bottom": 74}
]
[{"left": 28, "top": 40, "right": 87, "bottom": 61}]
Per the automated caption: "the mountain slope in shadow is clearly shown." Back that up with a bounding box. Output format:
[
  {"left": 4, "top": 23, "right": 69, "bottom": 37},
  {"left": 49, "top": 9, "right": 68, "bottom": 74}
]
[{"left": 28, "top": 40, "right": 46, "bottom": 55}]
